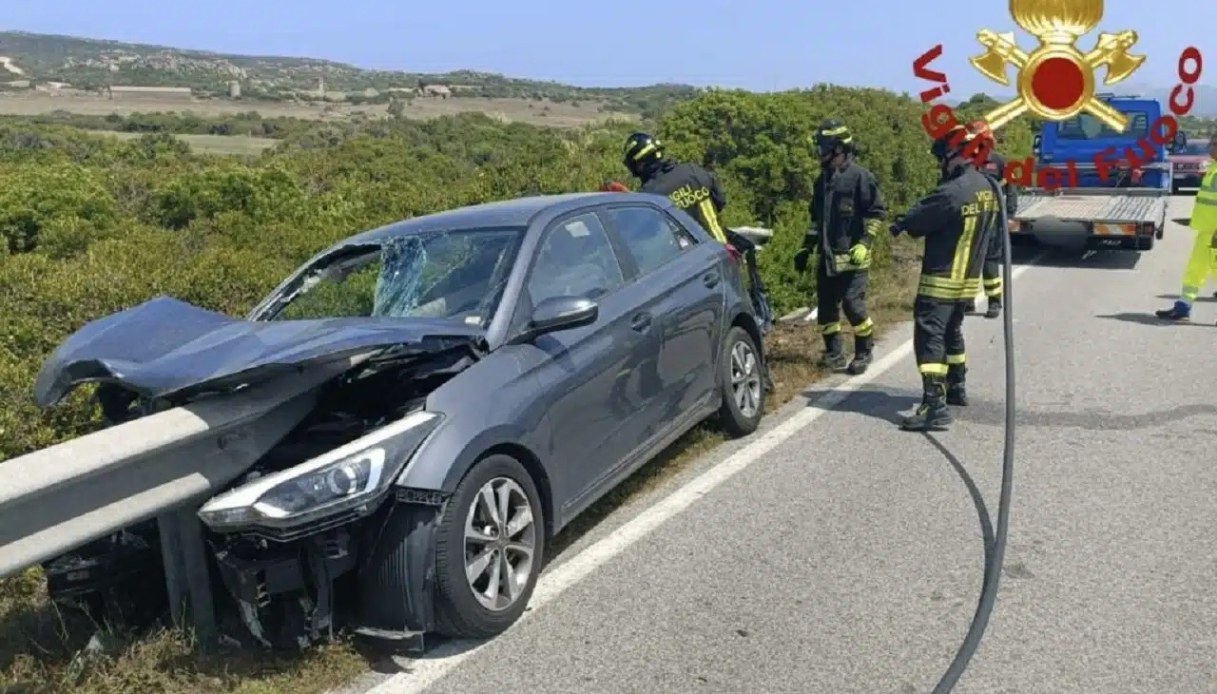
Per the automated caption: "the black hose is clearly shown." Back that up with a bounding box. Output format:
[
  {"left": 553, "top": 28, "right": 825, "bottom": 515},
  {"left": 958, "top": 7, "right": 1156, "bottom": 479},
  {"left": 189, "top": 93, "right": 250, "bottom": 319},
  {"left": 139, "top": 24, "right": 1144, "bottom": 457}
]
[{"left": 929, "top": 175, "right": 1016, "bottom": 693}]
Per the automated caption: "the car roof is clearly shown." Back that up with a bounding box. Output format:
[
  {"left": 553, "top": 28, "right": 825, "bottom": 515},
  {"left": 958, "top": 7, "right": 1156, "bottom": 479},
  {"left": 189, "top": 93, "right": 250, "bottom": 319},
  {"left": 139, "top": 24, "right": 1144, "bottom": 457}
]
[{"left": 334, "top": 191, "right": 673, "bottom": 247}]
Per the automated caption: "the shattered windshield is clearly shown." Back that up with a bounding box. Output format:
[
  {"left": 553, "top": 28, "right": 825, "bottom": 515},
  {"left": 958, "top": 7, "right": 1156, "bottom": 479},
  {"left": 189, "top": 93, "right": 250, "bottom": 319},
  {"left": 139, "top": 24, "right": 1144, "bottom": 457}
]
[{"left": 268, "top": 227, "right": 525, "bottom": 326}]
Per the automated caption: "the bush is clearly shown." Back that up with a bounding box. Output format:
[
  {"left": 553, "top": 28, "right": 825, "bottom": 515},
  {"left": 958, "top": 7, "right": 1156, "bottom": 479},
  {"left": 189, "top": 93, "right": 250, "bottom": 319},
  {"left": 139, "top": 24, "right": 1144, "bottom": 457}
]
[{"left": 0, "top": 86, "right": 1025, "bottom": 461}]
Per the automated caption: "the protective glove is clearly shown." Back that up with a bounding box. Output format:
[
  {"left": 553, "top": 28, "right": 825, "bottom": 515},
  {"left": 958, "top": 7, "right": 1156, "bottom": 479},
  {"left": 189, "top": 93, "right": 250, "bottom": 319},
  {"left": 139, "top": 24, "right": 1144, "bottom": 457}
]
[
  {"left": 793, "top": 248, "right": 811, "bottom": 273},
  {"left": 889, "top": 214, "right": 906, "bottom": 237},
  {"left": 848, "top": 243, "right": 869, "bottom": 266},
  {"left": 794, "top": 232, "right": 817, "bottom": 273}
]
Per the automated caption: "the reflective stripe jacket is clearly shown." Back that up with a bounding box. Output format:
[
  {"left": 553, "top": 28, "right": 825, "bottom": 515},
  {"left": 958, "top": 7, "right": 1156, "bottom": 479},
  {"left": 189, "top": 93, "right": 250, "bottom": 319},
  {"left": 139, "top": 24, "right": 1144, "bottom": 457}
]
[
  {"left": 901, "top": 164, "right": 1001, "bottom": 301},
  {"left": 806, "top": 158, "right": 887, "bottom": 276},
  {"left": 1191, "top": 167, "right": 1217, "bottom": 235},
  {"left": 640, "top": 161, "right": 729, "bottom": 243}
]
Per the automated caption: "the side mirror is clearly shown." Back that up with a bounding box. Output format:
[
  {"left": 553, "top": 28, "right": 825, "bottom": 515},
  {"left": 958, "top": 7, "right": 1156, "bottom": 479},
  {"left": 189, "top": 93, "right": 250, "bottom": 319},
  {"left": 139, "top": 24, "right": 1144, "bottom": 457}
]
[{"left": 523, "top": 296, "right": 598, "bottom": 341}]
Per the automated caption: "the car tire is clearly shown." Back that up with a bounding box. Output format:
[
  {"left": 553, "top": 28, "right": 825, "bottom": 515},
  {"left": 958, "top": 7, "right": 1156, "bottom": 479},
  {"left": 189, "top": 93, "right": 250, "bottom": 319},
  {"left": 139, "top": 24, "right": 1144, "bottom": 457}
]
[
  {"left": 433, "top": 454, "right": 545, "bottom": 639},
  {"left": 716, "top": 326, "right": 765, "bottom": 438}
]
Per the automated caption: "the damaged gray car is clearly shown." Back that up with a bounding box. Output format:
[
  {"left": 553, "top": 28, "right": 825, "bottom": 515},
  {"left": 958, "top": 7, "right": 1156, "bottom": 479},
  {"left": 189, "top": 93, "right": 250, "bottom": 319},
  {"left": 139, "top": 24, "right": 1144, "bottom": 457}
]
[{"left": 34, "top": 192, "right": 769, "bottom": 649}]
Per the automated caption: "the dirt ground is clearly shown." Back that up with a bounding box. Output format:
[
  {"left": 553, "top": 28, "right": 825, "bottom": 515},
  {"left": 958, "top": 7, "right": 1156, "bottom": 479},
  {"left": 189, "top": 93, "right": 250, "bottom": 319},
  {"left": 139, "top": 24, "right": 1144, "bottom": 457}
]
[{"left": 0, "top": 92, "right": 637, "bottom": 128}]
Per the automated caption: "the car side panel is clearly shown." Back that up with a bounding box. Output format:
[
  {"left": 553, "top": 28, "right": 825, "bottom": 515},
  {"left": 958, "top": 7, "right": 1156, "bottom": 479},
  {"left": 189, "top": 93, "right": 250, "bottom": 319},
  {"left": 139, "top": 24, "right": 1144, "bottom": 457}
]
[
  {"left": 399, "top": 349, "right": 551, "bottom": 492},
  {"left": 525, "top": 283, "right": 664, "bottom": 513},
  {"left": 645, "top": 241, "right": 724, "bottom": 433}
]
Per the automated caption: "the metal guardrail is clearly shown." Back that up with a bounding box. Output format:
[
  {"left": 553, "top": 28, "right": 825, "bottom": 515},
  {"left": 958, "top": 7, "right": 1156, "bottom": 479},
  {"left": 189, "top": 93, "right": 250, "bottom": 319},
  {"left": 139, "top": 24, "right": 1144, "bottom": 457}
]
[{"left": 0, "top": 353, "right": 371, "bottom": 638}]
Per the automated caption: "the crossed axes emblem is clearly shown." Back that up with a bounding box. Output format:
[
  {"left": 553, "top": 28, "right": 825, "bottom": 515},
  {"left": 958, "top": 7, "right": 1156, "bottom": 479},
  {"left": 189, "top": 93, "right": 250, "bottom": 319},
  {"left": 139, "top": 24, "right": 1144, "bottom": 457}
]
[{"left": 969, "top": 27, "right": 1145, "bottom": 131}]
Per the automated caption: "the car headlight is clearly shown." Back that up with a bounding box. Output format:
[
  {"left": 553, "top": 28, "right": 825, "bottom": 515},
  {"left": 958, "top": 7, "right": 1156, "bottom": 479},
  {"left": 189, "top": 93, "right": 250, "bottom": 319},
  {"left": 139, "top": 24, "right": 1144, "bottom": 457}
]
[{"left": 198, "top": 410, "right": 442, "bottom": 533}]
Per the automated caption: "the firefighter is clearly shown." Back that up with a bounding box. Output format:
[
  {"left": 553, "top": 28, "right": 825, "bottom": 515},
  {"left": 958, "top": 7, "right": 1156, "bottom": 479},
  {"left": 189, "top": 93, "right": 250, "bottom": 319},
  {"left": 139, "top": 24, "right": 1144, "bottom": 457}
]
[
  {"left": 1155, "top": 132, "right": 1217, "bottom": 322},
  {"left": 889, "top": 124, "right": 1001, "bottom": 431},
  {"left": 622, "top": 132, "right": 729, "bottom": 243},
  {"left": 962, "top": 120, "right": 1017, "bottom": 319},
  {"left": 793, "top": 119, "right": 886, "bottom": 375}
]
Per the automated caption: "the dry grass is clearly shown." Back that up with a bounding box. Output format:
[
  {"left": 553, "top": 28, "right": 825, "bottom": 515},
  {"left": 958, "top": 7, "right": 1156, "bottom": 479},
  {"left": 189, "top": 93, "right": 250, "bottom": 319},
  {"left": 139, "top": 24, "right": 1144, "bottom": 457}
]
[
  {"left": 0, "top": 254, "right": 921, "bottom": 694},
  {"left": 0, "top": 92, "right": 637, "bottom": 128},
  {"left": 101, "top": 131, "right": 278, "bottom": 156}
]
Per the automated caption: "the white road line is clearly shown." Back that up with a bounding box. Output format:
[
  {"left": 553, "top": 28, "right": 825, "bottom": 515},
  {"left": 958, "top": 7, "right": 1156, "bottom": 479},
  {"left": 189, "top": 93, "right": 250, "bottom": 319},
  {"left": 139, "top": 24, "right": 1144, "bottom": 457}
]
[{"left": 367, "top": 258, "right": 1041, "bottom": 694}]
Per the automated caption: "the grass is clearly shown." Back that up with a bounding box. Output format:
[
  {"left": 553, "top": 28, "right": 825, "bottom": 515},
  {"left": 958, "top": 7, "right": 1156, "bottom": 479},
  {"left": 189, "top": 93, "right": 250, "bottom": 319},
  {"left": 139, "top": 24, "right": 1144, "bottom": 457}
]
[
  {"left": 101, "top": 131, "right": 278, "bottom": 156},
  {"left": 0, "top": 93, "right": 636, "bottom": 128},
  {"left": 0, "top": 252, "right": 921, "bottom": 694}
]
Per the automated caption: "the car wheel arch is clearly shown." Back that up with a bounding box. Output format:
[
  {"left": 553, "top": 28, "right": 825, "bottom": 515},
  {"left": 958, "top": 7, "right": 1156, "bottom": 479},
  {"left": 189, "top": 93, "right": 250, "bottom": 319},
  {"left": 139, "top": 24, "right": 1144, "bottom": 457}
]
[
  {"left": 729, "top": 311, "right": 764, "bottom": 365},
  {"left": 431, "top": 435, "right": 555, "bottom": 539}
]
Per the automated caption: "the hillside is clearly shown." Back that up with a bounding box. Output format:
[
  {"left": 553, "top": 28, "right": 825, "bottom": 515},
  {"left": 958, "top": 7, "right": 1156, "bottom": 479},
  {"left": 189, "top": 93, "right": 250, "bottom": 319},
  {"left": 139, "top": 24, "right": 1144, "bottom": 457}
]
[{"left": 0, "top": 30, "right": 700, "bottom": 119}]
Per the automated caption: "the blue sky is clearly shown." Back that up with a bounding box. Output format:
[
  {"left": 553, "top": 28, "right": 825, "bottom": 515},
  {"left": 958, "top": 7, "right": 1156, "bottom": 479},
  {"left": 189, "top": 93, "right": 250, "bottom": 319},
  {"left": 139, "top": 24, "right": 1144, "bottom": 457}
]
[{"left": 3, "top": 0, "right": 1211, "bottom": 96}]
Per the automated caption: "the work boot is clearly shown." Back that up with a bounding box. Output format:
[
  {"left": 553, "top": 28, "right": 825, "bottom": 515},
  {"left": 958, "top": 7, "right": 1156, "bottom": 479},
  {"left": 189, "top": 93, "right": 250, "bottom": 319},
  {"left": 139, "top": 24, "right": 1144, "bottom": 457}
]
[
  {"left": 963, "top": 299, "right": 977, "bottom": 313},
  {"left": 819, "top": 333, "right": 847, "bottom": 371},
  {"left": 1154, "top": 300, "right": 1191, "bottom": 321},
  {"left": 984, "top": 296, "right": 1002, "bottom": 319},
  {"left": 847, "top": 335, "right": 873, "bottom": 375},
  {"left": 901, "top": 375, "right": 953, "bottom": 431},
  {"left": 946, "top": 364, "right": 968, "bottom": 406}
]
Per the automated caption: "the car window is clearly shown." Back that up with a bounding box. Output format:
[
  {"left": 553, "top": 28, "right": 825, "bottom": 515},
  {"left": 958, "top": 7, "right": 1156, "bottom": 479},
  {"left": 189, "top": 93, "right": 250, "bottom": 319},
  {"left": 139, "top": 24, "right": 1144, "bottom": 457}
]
[
  {"left": 1056, "top": 111, "right": 1149, "bottom": 140},
  {"left": 527, "top": 212, "right": 625, "bottom": 305},
  {"left": 606, "top": 206, "right": 692, "bottom": 275}
]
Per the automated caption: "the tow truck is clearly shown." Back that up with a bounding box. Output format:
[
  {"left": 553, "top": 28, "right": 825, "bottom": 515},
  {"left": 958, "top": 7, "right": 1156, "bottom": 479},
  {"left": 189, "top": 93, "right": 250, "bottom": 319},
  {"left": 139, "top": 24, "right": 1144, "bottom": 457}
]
[{"left": 1010, "top": 94, "right": 1172, "bottom": 252}]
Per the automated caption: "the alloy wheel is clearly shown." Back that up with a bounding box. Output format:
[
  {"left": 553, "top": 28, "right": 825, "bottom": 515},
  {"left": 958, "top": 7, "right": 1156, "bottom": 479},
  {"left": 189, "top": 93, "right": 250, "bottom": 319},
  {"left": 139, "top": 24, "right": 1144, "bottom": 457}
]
[
  {"left": 463, "top": 477, "right": 537, "bottom": 612},
  {"left": 730, "top": 340, "right": 761, "bottom": 418}
]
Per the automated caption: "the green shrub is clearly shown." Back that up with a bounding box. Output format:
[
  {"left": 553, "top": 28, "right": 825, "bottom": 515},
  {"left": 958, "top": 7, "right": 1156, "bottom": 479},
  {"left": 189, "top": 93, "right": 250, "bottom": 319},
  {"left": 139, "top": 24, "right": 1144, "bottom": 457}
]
[{"left": 0, "top": 85, "right": 1009, "bottom": 460}]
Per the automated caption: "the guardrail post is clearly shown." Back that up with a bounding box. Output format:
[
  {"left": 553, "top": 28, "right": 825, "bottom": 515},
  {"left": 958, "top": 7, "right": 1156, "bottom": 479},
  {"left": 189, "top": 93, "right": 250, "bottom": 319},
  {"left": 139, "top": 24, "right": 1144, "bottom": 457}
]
[{"left": 158, "top": 502, "right": 217, "bottom": 647}]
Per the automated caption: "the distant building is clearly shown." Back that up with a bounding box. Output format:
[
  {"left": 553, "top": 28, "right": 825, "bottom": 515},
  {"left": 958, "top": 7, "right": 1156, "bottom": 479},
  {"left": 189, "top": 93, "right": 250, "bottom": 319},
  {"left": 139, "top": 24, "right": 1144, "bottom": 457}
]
[
  {"left": 416, "top": 84, "right": 451, "bottom": 99},
  {"left": 227, "top": 80, "right": 241, "bottom": 98}
]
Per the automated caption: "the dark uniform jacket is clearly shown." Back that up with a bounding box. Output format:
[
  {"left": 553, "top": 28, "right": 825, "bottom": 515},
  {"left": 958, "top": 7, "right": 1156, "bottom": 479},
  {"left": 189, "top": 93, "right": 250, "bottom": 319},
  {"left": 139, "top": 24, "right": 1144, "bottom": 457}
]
[
  {"left": 805, "top": 158, "right": 887, "bottom": 276},
  {"left": 900, "top": 164, "right": 1000, "bottom": 301},
  {"left": 641, "top": 161, "right": 728, "bottom": 243}
]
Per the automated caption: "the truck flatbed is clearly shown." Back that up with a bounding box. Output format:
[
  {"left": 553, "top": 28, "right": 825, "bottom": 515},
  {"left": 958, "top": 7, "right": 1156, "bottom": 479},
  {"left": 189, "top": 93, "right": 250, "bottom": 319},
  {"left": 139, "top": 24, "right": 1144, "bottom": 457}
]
[{"left": 1011, "top": 187, "right": 1169, "bottom": 250}]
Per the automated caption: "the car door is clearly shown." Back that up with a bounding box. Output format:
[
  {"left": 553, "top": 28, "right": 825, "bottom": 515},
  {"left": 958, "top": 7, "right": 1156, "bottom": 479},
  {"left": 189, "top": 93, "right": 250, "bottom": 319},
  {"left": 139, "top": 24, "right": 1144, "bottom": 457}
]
[
  {"left": 602, "top": 204, "right": 725, "bottom": 446},
  {"left": 517, "top": 210, "right": 661, "bottom": 512}
]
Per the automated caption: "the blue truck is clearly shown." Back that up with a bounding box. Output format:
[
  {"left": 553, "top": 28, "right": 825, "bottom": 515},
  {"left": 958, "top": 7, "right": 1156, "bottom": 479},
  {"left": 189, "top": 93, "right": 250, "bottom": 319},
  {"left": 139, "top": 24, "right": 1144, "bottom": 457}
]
[{"left": 1010, "top": 95, "right": 1173, "bottom": 252}]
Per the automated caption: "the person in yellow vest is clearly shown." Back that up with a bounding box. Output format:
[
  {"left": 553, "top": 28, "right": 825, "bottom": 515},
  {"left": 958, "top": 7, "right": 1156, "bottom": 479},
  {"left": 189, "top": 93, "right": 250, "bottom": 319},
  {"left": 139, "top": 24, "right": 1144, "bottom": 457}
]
[{"left": 1155, "top": 133, "right": 1217, "bottom": 322}]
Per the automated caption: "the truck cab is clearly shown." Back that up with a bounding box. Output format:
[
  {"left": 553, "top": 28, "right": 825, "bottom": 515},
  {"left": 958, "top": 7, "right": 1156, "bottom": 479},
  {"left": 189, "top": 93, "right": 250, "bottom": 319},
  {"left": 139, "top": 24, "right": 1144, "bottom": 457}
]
[
  {"left": 1032, "top": 95, "right": 1172, "bottom": 189},
  {"left": 1013, "top": 95, "right": 1172, "bottom": 253}
]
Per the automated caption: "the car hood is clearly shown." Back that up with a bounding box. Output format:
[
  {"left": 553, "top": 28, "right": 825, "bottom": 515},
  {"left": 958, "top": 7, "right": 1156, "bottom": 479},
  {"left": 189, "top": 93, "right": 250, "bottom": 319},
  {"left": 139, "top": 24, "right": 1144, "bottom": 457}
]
[{"left": 34, "top": 295, "right": 487, "bottom": 407}]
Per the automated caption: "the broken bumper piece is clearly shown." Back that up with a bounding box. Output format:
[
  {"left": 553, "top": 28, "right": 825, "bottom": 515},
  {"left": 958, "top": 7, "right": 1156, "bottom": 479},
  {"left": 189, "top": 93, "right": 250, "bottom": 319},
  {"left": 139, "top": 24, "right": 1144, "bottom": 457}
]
[{"left": 214, "top": 531, "right": 356, "bottom": 650}]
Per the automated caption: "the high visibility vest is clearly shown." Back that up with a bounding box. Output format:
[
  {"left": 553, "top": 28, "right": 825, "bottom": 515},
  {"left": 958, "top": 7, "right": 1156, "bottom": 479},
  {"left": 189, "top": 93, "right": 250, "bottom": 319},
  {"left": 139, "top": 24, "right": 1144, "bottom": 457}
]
[{"left": 1192, "top": 167, "right": 1217, "bottom": 234}]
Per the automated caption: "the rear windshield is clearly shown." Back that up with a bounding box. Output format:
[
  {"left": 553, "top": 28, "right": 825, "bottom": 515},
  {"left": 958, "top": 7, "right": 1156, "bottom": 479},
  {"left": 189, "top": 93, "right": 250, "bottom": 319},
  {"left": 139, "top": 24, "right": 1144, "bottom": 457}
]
[{"left": 1055, "top": 111, "right": 1149, "bottom": 140}]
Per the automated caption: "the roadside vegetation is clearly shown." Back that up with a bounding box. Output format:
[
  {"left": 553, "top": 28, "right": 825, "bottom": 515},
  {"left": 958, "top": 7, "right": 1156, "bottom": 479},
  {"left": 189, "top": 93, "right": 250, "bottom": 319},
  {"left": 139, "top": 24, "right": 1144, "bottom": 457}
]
[{"left": 0, "top": 84, "right": 1036, "bottom": 694}]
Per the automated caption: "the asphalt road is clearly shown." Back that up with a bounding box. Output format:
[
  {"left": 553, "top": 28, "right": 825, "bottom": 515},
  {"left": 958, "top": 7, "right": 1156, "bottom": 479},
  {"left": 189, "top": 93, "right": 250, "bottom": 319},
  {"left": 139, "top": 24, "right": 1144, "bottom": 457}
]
[{"left": 351, "top": 195, "right": 1217, "bottom": 694}]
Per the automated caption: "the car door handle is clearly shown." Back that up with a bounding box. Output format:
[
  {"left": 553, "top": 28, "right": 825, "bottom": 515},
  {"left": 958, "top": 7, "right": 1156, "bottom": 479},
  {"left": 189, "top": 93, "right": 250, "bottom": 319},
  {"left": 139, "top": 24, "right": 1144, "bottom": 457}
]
[
  {"left": 631, "top": 312, "right": 652, "bottom": 332},
  {"left": 702, "top": 271, "right": 720, "bottom": 288}
]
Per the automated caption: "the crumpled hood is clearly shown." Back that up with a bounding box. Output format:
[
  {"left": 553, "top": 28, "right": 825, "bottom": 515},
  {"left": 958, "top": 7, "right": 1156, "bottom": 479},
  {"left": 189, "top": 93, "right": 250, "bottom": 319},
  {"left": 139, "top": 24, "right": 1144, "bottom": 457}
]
[{"left": 34, "top": 295, "right": 486, "bottom": 407}]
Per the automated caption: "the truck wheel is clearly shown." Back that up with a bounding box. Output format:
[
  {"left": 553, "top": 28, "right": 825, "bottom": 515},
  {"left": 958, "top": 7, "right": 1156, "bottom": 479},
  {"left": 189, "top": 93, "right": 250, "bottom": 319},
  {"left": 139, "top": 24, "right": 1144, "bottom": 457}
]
[{"left": 433, "top": 454, "right": 544, "bottom": 639}]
